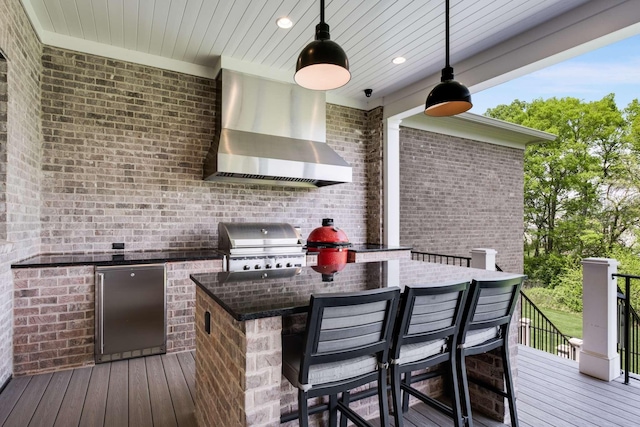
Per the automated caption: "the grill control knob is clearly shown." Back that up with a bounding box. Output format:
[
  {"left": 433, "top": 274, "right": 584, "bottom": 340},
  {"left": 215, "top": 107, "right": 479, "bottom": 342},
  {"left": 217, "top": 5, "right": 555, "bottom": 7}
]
[
  {"left": 255, "top": 264, "right": 262, "bottom": 270},
  {"left": 265, "top": 264, "right": 272, "bottom": 269},
  {"left": 276, "top": 263, "right": 282, "bottom": 268},
  {"left": 286, "top": 262, "right": 293, "bottom": 268},
  {"left": 243, "top": 265, "right": 251, "bottom": 270}
]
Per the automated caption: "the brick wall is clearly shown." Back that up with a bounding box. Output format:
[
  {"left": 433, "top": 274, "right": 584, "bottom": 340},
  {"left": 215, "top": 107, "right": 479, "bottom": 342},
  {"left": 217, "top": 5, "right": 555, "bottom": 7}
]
[
  {"left": 165, "top": 259, "right": 222, "bottom": 353},
  {"left": 399, "top": 127, "right": 525, "bottom": 274},
  {"left": 12, "top": 266, "right": 95, "bottom": 375},
  {"left": 196, "top": 287, "right": 285, "bottom": 427},
  {"left": 365, "top": 107, "right": 384, "bottom": 245},
  {"left": 0, "top": 0, "right": 43, "bottom": 384},
  {"left": 39, "top": 47, "right": 371, "bottom": 254},
  {"left": 11, "top": 259, "right": 222, "bottom": 376}
]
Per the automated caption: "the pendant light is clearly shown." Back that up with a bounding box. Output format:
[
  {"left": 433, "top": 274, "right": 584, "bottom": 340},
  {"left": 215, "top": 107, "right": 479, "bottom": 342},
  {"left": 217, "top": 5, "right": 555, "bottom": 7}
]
[
  {"left": 425, "top": 0, "right": 472, "bottom": 117},
  {"left": 294, "top": 0, "right": 350, "bottom": 91}
]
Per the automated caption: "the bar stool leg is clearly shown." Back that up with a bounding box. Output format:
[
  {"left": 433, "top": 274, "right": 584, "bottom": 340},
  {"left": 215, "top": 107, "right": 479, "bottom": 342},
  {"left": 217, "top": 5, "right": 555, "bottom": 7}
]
[
  {"left": 340, "top": 392, "right": 350, "bottom": 427},
  {"left": 391, "top": 365, "right": 404, "bottom": 427},
  {"left": 502, "top": 344, "right": 519, "bottom": 427},
  {"left": 378, "top": 367, "right": 390, "bottom": 427},
  {"left": 401, "top": 371, "right": 411, "bottom": 413},
  {"left": 457, "top": 350, "right": 474, "bottom": 427},
  {"left": 298, "top": 389, "right": 310, "bottom": 427},
  {"left": 449, "top": 352, "right": 463, "bottom": 427},
  {"left": 329, "top": 394, "right": 338, "bottom": 427}
]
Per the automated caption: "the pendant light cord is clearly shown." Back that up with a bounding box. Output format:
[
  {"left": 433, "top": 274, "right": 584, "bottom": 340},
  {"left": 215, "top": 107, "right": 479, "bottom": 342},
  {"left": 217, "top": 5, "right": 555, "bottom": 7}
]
[
  {"left": 445, "top": 0, "right": 450, "bottom": 68},
  {"left": 320, "top": 0, "right": 325, "bottom": 24}
]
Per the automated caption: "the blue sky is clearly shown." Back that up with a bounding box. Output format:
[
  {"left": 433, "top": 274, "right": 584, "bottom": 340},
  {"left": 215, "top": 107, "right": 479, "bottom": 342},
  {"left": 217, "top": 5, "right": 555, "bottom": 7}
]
[{"left": 470, "top": 33, "right": 640, "bottom": 115}]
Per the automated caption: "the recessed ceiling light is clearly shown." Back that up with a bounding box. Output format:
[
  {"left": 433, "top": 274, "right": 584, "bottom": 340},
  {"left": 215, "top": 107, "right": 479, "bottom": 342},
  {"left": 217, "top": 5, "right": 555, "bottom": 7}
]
[
  {"left": 276, "top": 17, "right": 293, "bottom": 29},
  {"left": 392, "top": 57, "right": 406, "bottom": 65}
]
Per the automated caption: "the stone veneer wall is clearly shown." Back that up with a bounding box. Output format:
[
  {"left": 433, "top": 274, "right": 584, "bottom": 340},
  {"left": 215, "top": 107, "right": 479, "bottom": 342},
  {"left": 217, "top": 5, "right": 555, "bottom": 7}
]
[
  {"left": 12, "top": 259, "right": 221, "bottom": 376},
  {"left": 399, "top": 127, "right": 524, "bottom": 274},
  {"left": 39, "top": 46, "right": 372, "bottom": 254},
  {"left": 0, "top": 0, "right": 44, "bottom": 384}
]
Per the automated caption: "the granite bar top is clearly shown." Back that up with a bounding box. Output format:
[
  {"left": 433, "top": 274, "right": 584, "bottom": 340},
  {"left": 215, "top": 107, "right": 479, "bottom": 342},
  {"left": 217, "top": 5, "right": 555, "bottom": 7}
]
[
  {"left": 347, "top": 244, "right": 412, "bottom": 252},
  {"left": 191, "top": 259, "right": 522, "bottom": 321},
  {"left": 12, "top": 249, "right": 225, "bottom": 268}
]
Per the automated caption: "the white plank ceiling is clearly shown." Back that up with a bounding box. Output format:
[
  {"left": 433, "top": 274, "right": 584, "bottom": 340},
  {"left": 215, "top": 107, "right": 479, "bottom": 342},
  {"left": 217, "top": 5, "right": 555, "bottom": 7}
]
[{"left": 22, "top": 0, "right": 592, "bottom": 102}]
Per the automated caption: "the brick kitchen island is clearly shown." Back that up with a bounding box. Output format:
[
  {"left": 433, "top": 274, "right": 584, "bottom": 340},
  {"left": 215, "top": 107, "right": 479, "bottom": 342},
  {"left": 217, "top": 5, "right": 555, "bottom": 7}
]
[{"left": 191, "top": 258, "right": 522, "bottom": 427}]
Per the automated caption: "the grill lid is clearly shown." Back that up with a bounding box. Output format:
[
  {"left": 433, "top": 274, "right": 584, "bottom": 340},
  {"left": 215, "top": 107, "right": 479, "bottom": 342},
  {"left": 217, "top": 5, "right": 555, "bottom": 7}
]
[{"left": 218, "top": 222, "right": 301, "bottom": 253}]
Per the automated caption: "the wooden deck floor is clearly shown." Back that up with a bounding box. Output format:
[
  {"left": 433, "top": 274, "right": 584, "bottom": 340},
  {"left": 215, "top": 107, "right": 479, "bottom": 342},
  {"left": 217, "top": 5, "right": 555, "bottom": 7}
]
[
  {"left": 0, "top": 352, "right": 196, "bottom": 427},
  {"left": 1, "top": 346, "right": 639, "bottom": 427}
]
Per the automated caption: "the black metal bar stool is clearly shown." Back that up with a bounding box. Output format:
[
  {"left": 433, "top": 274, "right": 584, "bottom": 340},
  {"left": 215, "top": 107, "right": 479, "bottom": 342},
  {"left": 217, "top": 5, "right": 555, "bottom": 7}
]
[
  {"left": 282, "top": 287, "right": 400, "bottom": 427},
  {"left": 389, "top": 282, "right": 470, "bottom": 427},
  {"left": 457, "top": 276, "right": 525, "bottom": 427}
]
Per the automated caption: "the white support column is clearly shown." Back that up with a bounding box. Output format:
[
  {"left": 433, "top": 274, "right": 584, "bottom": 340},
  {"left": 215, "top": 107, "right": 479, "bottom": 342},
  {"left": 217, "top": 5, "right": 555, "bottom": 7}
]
[
  {"left": 579, "top": 258, "right": 620, "bottom": 381},
  {"left": 383, "top": 117, "right": 401, "bottom": 247},
  {"left": 470, "top": 248, "right": 497, "bottom": 270}
]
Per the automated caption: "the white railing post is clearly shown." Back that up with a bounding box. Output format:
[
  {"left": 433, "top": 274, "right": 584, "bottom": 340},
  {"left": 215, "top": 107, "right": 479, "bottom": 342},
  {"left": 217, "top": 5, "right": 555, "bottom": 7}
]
[
  {"left": 570, "top": 337, "right": 583, "bottom": 363},
  {"left": 520, "top": 318, "right": 531, "bottom": 346},
  {"left": 580, "top": 258, "right": 620, "bottom": 381},
  {"left": 470, "top": 248, "right": 497, "bottom": 270}
]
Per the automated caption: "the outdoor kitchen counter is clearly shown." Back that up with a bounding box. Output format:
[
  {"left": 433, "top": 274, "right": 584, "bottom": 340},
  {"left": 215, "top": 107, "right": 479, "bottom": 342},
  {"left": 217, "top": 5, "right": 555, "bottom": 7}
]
[
  {"left": 191, "top": 259, "right": 522, "bottom": 427},
  {"left": 11, "top": 249, "right": 224, "bottom": 268}
]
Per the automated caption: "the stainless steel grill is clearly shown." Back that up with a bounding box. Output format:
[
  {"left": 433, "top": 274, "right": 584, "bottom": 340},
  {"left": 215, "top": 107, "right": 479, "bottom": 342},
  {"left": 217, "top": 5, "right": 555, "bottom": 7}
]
[{"left": 218, "top": 222, "right": 306, "bottom": 272}]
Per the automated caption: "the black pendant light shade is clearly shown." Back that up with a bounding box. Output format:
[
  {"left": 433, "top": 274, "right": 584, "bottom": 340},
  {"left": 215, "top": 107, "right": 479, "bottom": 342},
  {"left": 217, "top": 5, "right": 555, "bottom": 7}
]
[
  {"left": 425, "top": 0, "right": 472, "bottom": 117},
  {"left": 295, "top": 0, "right": 350, "bottom": 90}
]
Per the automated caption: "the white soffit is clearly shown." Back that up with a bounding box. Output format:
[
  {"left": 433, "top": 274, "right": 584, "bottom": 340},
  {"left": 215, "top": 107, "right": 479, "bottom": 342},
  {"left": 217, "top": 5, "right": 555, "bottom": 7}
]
[
  {"left": 400, "top": 113, "right": 556, "bottom": 150},
  {"left": 20, "top": 0, "right": 592, "bottom": 105}
]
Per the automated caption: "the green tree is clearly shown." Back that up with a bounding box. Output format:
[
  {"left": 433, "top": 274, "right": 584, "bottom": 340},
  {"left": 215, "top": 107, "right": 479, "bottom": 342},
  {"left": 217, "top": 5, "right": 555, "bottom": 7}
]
[{"left": 486, "top": 95, "right": 640, "bottom": 285}]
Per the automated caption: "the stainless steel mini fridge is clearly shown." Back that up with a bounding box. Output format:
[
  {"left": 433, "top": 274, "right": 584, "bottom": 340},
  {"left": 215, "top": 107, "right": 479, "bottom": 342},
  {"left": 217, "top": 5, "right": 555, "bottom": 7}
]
[{"left": 95, "top": 263, "right": 166, "bottom": 363}]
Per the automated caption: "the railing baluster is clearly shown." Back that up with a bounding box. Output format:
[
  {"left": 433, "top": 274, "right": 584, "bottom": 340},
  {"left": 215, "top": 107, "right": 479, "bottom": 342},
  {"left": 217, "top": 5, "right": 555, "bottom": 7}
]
[
  {"left": 413, "top": 251, "right": 583, "bottom": 362},
  {"left": 612, "top": 273, "right": 640, "bottom": 384}
]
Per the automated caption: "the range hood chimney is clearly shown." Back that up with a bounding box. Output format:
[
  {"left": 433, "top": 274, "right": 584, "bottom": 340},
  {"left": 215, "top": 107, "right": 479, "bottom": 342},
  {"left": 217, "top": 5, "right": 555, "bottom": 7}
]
[{"left": 203, "top": 69, "right": 352, "bottom": 187}]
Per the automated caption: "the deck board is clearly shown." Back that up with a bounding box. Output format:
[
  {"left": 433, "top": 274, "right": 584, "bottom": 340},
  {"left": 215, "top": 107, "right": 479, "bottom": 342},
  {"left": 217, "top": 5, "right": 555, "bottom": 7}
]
[
  {"left": 146, "top": 355, "right": 178, "bottom": 427},
  {"left": 176, "top": 352, "right": 196, "bottom": 403},
  {"left": 53, "top": 367, "right": 92, "bottom": 427},
  {"left": 162, "top": 353, "right": 196, "bottom": 427},
  {"left": 104, "top": 360, "right": 129, "bottom": 427},
  {"left": 2, "top": 348, "right": 639, "bottom": 427},
  {"left": 3, "top": 372, "right": 52, "bottom": 427},
  {"left": 79, "top": 363, "right": 110, "bottom": 427},
  {"left": 129, "top": 357, "right": 153, "bottom": 427},
  {"left": 28, "top": 370, "right": 73, "bottom": 427},
  {"left": 0, "top": 376, "right": 30, "bottom": 426}
]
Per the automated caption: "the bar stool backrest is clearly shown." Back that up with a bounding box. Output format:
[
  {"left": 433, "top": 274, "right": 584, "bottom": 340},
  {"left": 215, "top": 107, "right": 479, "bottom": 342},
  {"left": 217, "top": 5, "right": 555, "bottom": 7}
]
[
  {"left": 391, "top": 282, "right": 469, "bottom": 360},
  {"left": 299, "top": 287, "right": 400, "bottom": 383},
  {"left": 460, "top": 276, "right": 525, "bottom": 342}
]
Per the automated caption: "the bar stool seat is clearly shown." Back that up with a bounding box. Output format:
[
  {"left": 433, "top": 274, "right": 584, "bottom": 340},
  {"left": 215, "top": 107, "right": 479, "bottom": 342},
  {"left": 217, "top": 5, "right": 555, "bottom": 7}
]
[{"left": 283, "top": 334, "right": 379, "bottom": 391}]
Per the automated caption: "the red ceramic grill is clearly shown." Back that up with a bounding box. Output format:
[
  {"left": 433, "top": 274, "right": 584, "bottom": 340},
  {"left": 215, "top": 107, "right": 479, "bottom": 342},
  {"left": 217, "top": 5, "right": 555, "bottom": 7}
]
[{"left": 307, "top": 218, "right": 352, "bottom": 281}]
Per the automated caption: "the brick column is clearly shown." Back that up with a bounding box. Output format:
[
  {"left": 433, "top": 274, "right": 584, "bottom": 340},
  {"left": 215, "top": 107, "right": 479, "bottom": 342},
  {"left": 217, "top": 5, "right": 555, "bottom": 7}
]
[{"left": 195, "top": 287, "right": 283, "bottom": 427}]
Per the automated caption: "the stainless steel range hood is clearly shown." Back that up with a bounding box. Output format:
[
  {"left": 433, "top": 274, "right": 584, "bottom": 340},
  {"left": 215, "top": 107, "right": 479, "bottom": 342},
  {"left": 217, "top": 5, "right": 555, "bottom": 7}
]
[{"left": 203, "top": 69, "right": 352, "bottom": 187}]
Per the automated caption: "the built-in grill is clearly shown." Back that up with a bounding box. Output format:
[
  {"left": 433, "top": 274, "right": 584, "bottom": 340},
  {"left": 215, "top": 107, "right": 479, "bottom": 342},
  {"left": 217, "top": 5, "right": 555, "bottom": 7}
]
[{"left": 218, "top": 222, "right": 307, "bottom": 272}]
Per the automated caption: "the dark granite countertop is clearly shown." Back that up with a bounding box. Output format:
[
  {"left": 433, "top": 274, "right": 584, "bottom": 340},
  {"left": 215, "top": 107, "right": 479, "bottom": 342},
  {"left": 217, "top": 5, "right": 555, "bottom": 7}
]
[
  {"left": 12, "top": 249, "right": 225, "bottom": 268},
  {"left": 191, "top": 259, "right": 522, "bottom": 321},
  {"left": 347, "top": 244, "right": 412, "bottom": 252}
]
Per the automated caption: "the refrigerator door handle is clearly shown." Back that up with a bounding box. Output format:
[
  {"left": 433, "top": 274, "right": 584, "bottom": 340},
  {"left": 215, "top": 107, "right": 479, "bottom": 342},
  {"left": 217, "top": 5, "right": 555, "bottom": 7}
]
[{"left": 97, "top": 272, "right": 105, "bottom": 355}]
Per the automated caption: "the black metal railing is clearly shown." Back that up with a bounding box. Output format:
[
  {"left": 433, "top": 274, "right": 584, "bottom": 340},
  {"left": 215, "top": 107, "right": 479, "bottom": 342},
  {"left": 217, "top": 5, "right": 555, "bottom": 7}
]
[
  {"left": 518, "top": 292, "right": 578, "bottom": 360},
  {"left": 612, "top": 273, "right": 640, "bottom": 384},
  {"left": 411, "top": 251, "right": 471, "bottom": 267}
]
